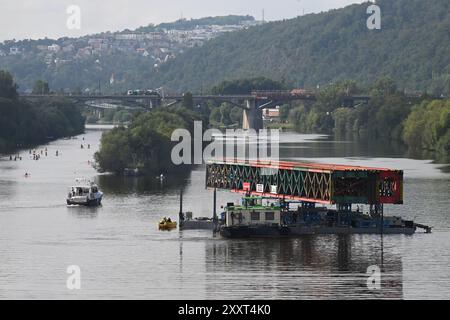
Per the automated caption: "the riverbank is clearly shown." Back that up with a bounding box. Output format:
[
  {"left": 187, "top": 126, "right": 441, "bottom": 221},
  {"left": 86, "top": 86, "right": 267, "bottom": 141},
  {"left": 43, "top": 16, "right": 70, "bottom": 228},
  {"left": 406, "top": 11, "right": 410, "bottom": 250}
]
[
  {"left": 0, "top": 97, "right": 85, "bottom": 155},
  {"left": 1, "top": 128, "right": 450, "bottom": 299}
]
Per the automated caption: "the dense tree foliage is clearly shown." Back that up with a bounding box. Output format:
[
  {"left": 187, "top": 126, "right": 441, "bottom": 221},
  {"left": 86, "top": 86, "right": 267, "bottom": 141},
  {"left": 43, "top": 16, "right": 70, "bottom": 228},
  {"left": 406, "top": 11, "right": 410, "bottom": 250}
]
[
  {"left": 1, "top": 1, "right": 449, "bottom": 95},
  {"left": 211, "top": 77, "right": 285, "bottom": 95},
  {"left": 0, "top": 71, "right": 85, "bottom": 152},
  {"left": 209, "top": 103, "right": 243, "bottom": 128},
  {"left": 94, "top": 106, "right": 202, "bottom": 174},
  {"left": 32, "top": 80, "right": 50, "bottom": 94},
  {"left": 403, "top": 100, "right": 450, "bottom": 156},
  {"left": 281, "top": 77, "right": 449, "bottom": 159},
  {"left": 0, "top": 70, "right": 18, "bottom": 99},
  {"left": 182, "top": 92, "right": 194, "bottom": 109},
  {"left": 153, "top": 0, "right": 450, "bottom": 93}
]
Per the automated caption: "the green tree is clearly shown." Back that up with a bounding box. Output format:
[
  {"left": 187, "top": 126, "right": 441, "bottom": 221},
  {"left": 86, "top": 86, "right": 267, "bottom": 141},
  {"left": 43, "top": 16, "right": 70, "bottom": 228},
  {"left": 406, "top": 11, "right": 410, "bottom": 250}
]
[
  {"left": 182, "top": 92, "right": 194, "bottom": 109},
  {"left": 95, "top": 106, "right": 203, "bottom": 174},
  {"left": 403, "top": 99, "right": 450, "bottom": 155},
  {"left": 32, "top": 80, "right": 50, "bottom": 95},
  {"left": 0, "top": 70, "right": 18, "bottom": 99},
  {"left": 211, "top": 77, "right": 285, "bottom": 95},
  {"left": 371, "top": 77, "right": 398, "bottom": 97}
]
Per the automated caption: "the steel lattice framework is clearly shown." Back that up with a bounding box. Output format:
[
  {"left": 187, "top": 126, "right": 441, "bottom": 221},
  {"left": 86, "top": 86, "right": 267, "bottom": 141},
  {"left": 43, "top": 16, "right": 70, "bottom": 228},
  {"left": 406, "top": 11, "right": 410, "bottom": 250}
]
[{"left": 206, "top": 160, "right": 403, "bottom": 205}]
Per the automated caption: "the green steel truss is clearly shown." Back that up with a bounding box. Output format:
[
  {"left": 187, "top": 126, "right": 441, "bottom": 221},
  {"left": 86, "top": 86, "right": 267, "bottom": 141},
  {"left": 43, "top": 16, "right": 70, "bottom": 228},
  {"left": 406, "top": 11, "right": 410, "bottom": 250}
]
[{"left": 206, "top": 162, "right": 389, "bottom": 205}]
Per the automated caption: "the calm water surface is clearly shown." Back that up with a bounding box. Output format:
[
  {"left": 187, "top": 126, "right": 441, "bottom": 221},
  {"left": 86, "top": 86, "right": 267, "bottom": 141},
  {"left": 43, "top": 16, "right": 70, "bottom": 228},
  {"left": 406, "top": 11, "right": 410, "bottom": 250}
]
[{"left": 0, "top": 126, "right": 449, "bottom": 299}]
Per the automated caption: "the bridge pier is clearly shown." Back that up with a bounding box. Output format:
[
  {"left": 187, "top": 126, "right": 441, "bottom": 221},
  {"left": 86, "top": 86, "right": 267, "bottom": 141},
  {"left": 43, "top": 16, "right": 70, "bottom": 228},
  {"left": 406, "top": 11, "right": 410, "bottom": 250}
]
[{"left": 242, "top": 99, "right": 263, "bottom": 131}]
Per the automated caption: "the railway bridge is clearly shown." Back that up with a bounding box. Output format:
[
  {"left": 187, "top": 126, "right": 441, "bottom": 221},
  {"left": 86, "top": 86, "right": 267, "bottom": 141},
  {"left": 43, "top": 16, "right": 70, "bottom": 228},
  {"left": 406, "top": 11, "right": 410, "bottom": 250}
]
[{"left": 23, "top": 91, "right": 370, "bottom": 130}]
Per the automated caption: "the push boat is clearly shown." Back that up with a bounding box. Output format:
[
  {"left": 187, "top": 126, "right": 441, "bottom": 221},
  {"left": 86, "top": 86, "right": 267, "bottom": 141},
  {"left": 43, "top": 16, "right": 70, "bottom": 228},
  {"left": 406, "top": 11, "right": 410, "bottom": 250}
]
[
  {"left": 177, "top": 191, "right": 216, "bottom": 230},
  {"left": 218, "top": 197, "right": 432, "bottom": 238},
  {"left": 67, "top": 178, "right": 103, "bottom": 206},
  {"left": 180, "top": 212, "right": 215, "bottom": 230}
]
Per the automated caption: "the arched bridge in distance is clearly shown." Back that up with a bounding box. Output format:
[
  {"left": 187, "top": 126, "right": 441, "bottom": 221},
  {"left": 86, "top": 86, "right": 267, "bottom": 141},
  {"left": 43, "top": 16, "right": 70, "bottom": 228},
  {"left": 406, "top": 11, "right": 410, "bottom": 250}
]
[{"left": 23, "top": 90, "right": 371, "bottom": 130}]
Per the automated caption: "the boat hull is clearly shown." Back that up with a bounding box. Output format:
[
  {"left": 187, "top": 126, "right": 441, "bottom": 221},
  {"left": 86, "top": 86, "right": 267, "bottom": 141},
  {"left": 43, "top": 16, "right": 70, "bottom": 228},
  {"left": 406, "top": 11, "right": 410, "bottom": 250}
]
[
  {"left": 180, "top": 220, "right": 215, "bottom": 230},
  {"left": 159, "top": 222, "right": 177, "bottom": 230},
  {"left": 67, "top": 197, "right": 102, "bottom": 207},
  {"left": 220, "top": 225, "right": 416, "bottom": 238}
]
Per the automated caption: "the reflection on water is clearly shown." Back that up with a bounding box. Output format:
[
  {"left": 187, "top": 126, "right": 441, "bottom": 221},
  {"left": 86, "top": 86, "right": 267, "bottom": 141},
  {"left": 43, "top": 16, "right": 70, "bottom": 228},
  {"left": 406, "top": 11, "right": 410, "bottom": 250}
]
[
  {"left": 98, "top": 172, "right": 191, "bottom": 195},
  {"left": 0, "top": 126, "right": 449, "bottom": 299},
  {"left": 203, "top": 236, "right": 403, "bottom": 300}
]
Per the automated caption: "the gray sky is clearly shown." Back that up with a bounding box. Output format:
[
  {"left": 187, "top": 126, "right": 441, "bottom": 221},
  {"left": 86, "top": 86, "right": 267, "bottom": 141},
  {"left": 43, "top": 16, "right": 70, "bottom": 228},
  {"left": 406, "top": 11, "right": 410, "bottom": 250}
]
[{"left": 0, "top": 0, "right": 364, "bottom": 41}]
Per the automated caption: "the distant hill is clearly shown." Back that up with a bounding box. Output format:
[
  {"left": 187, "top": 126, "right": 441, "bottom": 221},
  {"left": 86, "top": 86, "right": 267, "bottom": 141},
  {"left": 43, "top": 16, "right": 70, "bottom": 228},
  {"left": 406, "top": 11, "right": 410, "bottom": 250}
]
[
  {"left": 0, "top": 15, "right": 258, "bottom": 93},
  {"left": 135, "top": 15, "right": 255, "bottom": 32},
  {"left": 152, "top": 0, "right": 450, "bottom": 94},
  {"left": 1, "top": 1, "right": 449, "bottom": 95}
]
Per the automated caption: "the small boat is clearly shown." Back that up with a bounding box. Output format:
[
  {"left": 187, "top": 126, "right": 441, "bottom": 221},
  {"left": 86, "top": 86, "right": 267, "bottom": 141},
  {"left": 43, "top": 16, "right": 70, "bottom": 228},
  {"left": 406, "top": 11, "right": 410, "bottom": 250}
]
[
  {"left": 180, "top": 212, "right": 215, "bottom": 230},
  {"left": 67, "top": 178, "right": 103, "bottom": 206},
  {"left": 158, "top": 218, "right": 177, "bottom": 230}
]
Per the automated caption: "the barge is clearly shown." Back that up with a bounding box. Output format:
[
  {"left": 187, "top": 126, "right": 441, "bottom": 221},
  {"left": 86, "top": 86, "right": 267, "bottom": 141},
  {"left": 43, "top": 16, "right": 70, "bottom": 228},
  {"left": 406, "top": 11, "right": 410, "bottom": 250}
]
[
  {"left": 205, "top": 160, "right": 432, "bottom": 238},
  {"left": 218, "top": 196, "right": 430, "bottom": 238}
]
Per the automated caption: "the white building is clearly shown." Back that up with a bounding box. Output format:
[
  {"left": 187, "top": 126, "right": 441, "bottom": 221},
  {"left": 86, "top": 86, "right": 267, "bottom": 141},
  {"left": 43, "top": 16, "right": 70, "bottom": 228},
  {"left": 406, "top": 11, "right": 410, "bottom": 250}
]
[
  {"left": 48, "top": 44, "right": 61, "bottom": 52},
  {"left": 9, "top": 47, "right": 20, "bottom": 55}
]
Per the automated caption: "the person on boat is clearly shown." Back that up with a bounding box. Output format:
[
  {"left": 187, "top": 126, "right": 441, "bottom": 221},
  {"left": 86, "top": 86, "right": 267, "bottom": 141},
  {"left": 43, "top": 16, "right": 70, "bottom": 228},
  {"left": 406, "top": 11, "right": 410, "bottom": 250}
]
[{"left": 167, "top": 218, "right": 172, "bottom": 223}]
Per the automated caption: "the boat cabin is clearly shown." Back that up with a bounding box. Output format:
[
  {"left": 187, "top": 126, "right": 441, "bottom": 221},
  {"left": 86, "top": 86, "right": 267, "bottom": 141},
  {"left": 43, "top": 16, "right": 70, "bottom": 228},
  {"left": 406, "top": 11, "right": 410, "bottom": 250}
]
[
  {"left": 66, "top": 178, "right": 103, "bottom": 206},
  {"left": 224, "top": 197, "right": 282, "bottom": 227},
  {"left": 69, "top": 184, "right": 99, "bottom": 197}
]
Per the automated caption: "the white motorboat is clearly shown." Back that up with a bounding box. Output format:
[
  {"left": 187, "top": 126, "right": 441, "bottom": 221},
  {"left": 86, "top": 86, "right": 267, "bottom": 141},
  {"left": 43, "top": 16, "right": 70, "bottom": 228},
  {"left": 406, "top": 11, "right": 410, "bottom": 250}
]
[{"left": 67, "top": 178, "right": 103, "bottom": 206}]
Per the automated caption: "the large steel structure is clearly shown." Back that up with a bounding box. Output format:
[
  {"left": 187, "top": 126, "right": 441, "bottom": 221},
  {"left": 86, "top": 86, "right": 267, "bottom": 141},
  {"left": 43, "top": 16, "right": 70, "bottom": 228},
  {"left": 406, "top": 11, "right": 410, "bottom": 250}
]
[{"left": 206, "top": 160, "right": 403, "bottom": 205}]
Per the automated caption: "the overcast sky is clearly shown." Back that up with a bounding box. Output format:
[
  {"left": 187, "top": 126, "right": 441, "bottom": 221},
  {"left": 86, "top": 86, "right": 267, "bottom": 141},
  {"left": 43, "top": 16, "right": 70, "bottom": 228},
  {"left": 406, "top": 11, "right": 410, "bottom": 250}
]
[{"left": 0, "top": 0, "right": 365, "bottom": 41}]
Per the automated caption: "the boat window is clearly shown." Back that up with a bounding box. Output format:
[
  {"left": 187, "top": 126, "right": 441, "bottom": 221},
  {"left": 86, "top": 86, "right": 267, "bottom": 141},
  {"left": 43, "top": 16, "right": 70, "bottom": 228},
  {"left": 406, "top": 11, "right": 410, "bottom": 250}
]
[
  {"left": 265, "top": 212, "right": 275, "bottom": 221},
  {"left": 251, "top": 212, "right": 260, "bottom": 221}
]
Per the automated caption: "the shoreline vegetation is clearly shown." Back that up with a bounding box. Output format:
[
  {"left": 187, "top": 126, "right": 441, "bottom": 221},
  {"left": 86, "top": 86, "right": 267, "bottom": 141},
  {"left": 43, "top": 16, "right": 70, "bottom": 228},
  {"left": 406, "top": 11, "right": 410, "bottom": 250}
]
[
  {"left": 0, "top": 70, "right": 85, "bottom": 154},
  {"left": 94, "top": 106, "right": 204, "bottom": 175},
  {"left": 95, "top": 77, "right": 449, "bottom": 176}
]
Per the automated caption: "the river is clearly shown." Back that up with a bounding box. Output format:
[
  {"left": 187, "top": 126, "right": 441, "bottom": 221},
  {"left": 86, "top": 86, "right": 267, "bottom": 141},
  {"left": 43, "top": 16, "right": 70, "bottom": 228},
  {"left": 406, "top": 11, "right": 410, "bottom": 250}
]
[{"left": 0, "top": 125, "right": 449, "bottom": 300}]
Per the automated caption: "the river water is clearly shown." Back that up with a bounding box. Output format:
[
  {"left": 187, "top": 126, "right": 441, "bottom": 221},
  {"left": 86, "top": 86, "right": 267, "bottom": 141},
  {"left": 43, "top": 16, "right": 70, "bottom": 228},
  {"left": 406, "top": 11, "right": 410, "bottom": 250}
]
[{"left": 0, "top": 125, "right": 449, "bottom": 300}]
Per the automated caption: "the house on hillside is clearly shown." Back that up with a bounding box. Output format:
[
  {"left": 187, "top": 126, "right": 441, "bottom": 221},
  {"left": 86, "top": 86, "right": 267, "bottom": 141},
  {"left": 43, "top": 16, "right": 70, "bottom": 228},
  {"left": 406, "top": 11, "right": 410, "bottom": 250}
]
[{"left": 9, "top": 47, "right": 20, "bottom": 55}]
